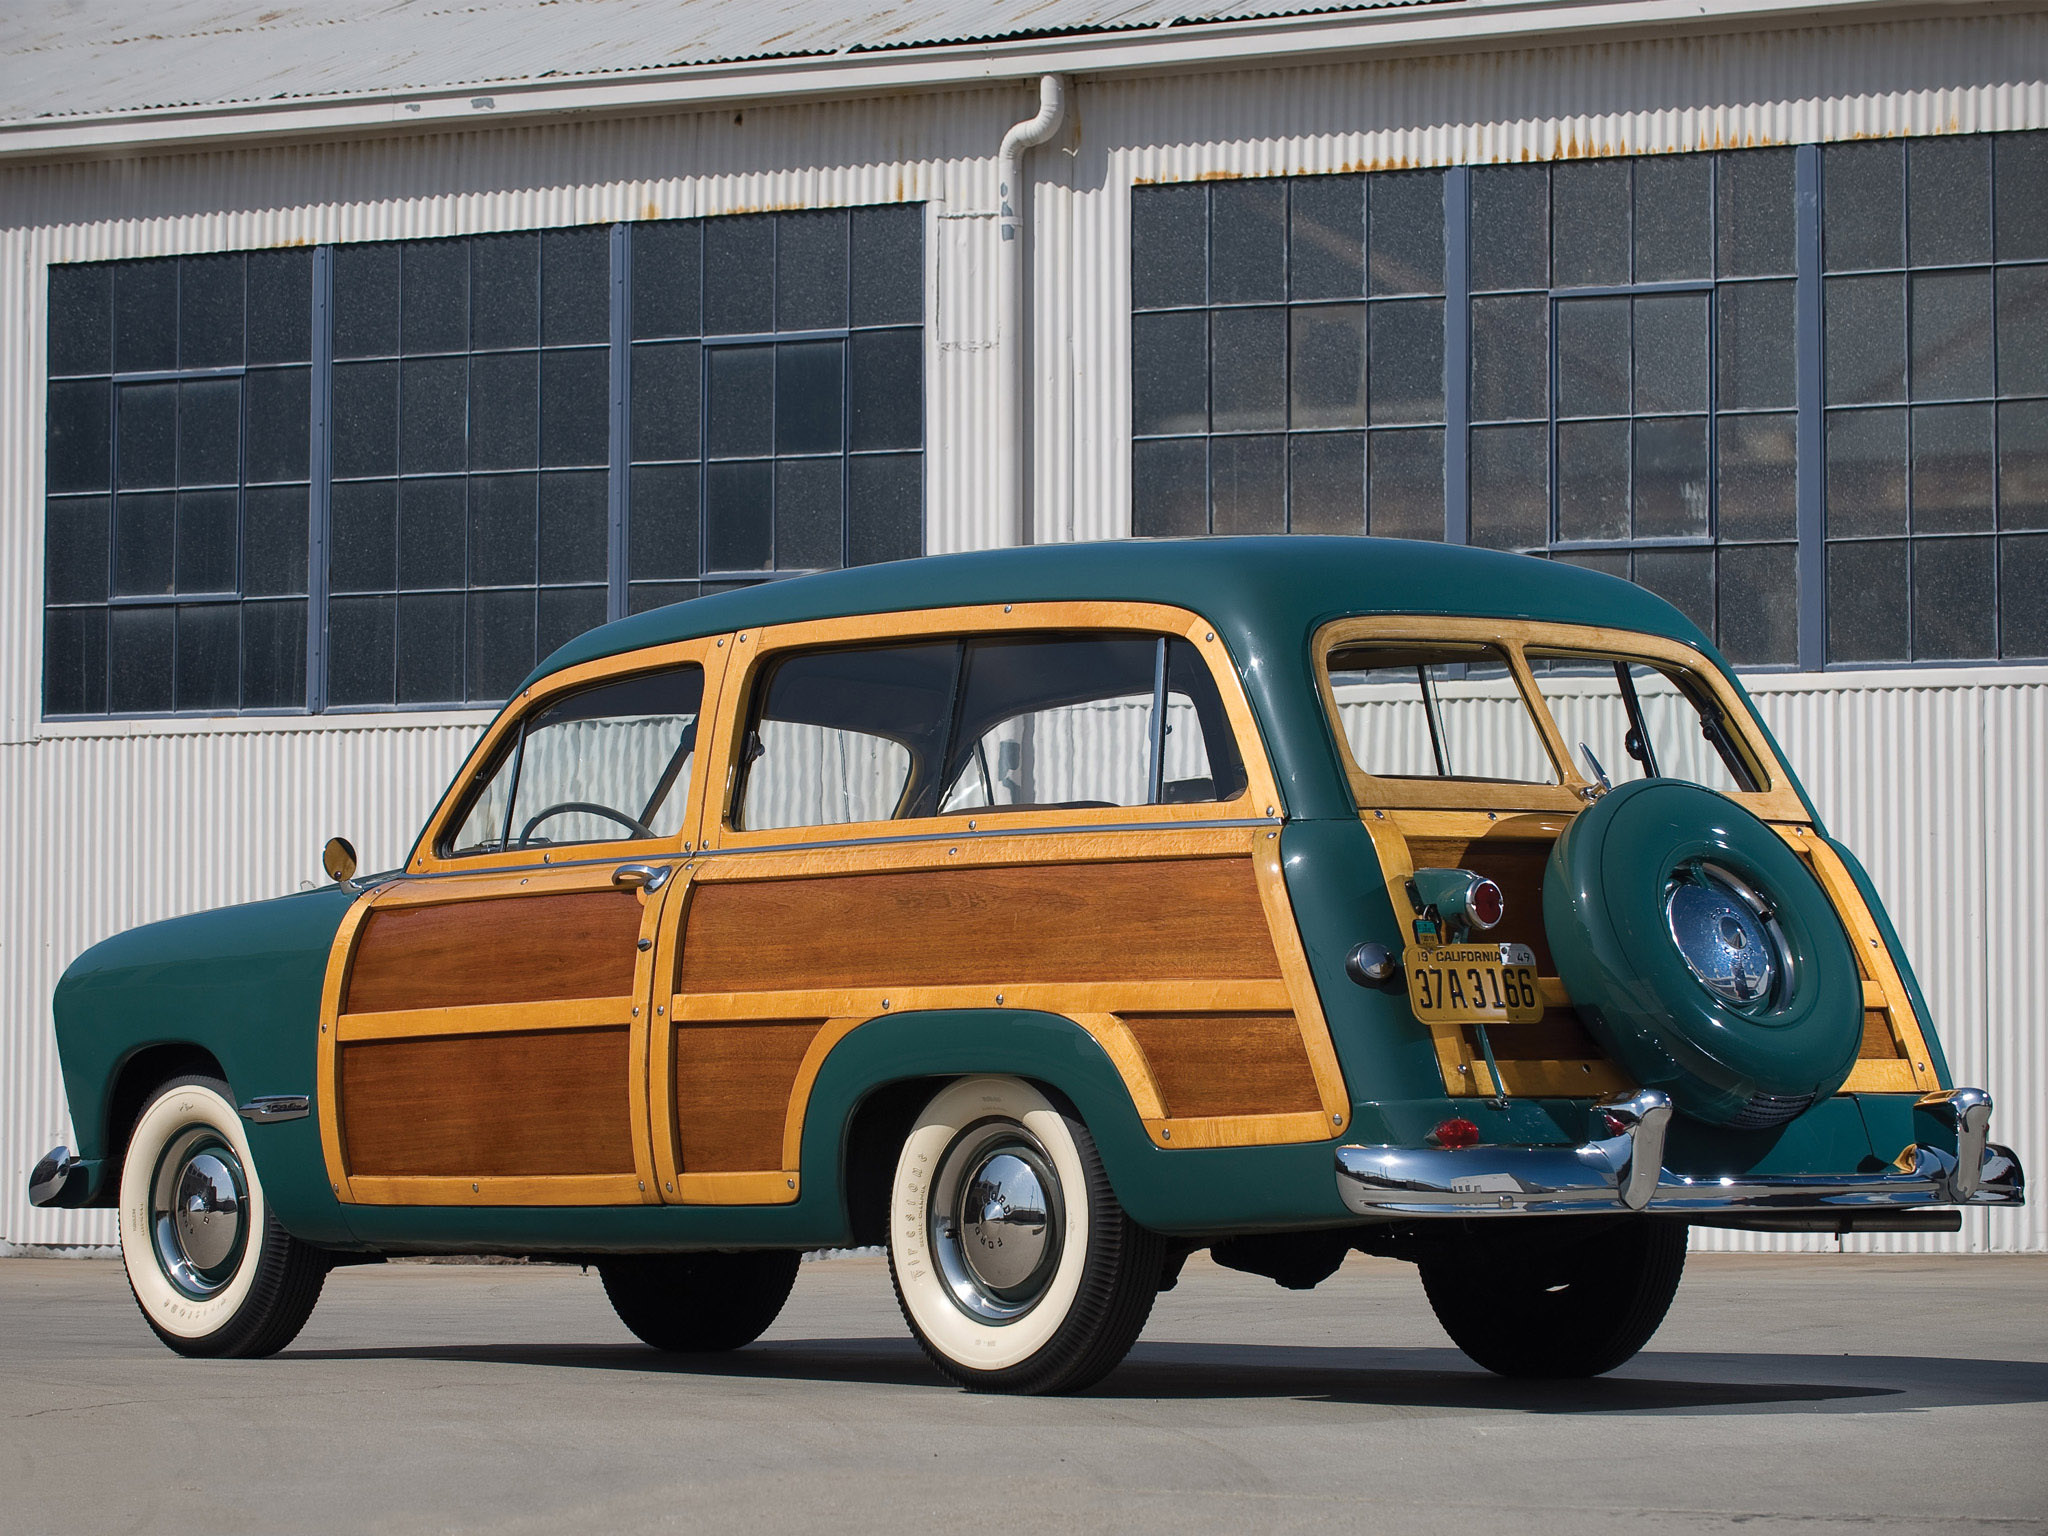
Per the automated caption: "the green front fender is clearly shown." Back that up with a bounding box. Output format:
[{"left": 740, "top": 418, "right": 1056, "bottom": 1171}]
[{"left": 341, "top": 1008, "right": 1357, "bottom": 1253}]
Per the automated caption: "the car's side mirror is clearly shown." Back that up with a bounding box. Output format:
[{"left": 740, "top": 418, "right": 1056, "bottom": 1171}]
[{"left": 322, "top": 836, "right": 359, "bottom": 885}]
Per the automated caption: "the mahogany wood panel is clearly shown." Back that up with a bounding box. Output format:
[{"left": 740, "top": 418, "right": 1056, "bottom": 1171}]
[
  {"left": 1466, "top": 1008, "right": 1605, "bottom": 1062},
  {"left": 1406, "top": 836, "right": 1556, "bottom": 973},
  {"left": 678, "top": 859, "right": 1282, "bottom": 994},
  {"left": 673, "top": 1021, "right": 825, "bottom": 1173},
  {"left": 1120, "top": 1013, "right": 1321, "bottom": 1118},
  {"left": 1860, "top": 1009, "right": 1903, "bottom": 1058},
  {"left": 339, "top": 1027, "right": 634, "bottom": 1178},
  {"left": 346, "top": 891, "right": 644, "bottom": 1013}
]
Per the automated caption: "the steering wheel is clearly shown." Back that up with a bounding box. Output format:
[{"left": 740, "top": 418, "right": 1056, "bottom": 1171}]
[{"left": 516, "top": 801, "right": 657, "bottom": 847}]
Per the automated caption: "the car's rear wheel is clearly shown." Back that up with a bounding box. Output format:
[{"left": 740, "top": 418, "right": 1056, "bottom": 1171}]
[
  {"left": 598, "top": 1251, "right": 801, "bottom": 1351},
  {"left": 1417, "top": 1218, "right": 1687, "bottom": 1378},
  {"left": 118, "top": 1074, "right": 329, "bottom": 1358},
  {"left": 887, "top": 1076, "right": 1164, "bottom": 1394}
]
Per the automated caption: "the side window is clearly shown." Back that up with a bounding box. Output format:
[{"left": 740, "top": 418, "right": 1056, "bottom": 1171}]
[
  {"left": 1525, "top": 653, "right": 1761, "bottom": 793},
  {"left": 735, "top": 630, "right": 1250, "bottom": 832},
  {"left": 738, "top": 643, "right": 955, "bottom": 831},
  {"left": 938, "top": 635, "right": 1247, "bottom": 811},
  {"left": 443, "top": 665, "right": 704, "bottom": 856},
  {"left": 1324, "top": 643, "right": 1557, "bottom": 784}
]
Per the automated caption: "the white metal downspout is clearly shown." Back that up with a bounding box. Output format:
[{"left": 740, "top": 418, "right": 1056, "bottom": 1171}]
[{"left": 997, "top": 74, "right": 1066, "bottom": 547}]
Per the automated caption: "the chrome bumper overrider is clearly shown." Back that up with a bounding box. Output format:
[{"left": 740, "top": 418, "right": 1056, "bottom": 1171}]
[
  {"left": 1335, "top": 1088, "right": 2025, "bottom": 1222},
  {"left": 28, "top": 1144, "right": 88, "bottom": 1208}
]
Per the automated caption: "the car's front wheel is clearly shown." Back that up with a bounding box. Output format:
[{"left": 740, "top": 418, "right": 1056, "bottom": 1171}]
[
  {"left": 1417, "top": 1218, "right": 1687, "bottom": 1377},
  {"left": 597, "top": 1251, "right": 801, "bottom": 1351},
  {"left": 887, "top": 1077, "right": 1164, "bottom": 1394},
  {"left": 118, "top": 1074, "right": 329, "bottom": 1357}
]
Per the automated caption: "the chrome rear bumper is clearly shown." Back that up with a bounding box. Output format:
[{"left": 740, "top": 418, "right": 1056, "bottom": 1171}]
[{"left": 1335, "top": 1088, "right": 2025, "bottom": 1226}]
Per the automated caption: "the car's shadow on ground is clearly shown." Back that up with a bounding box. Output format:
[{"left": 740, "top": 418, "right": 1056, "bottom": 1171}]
[{"left": 282, "top": 1336, "right": 2048, "bottom": 1414}]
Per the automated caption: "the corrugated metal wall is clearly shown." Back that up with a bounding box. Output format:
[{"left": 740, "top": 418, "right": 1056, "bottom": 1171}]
[{"left": 5, "top": 9, "right": 2046, "bottom": 1249}]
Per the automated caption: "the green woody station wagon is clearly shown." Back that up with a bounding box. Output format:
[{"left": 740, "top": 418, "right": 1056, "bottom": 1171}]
[{"left": 31, "top": 538, "right": 2025, "bottom": 1393}]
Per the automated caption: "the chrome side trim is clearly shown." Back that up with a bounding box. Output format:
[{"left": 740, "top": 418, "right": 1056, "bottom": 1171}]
[
  {"left": 238, "top": 1095, "right": 311, "bottom": 1123},
  {"left": 1334, "top": 1086, "right": 2026, "bottom": 1220},
  {"left": 707, "top": 815, "right": 1281, "bottom": 859},
  {"left": 28, "top": 1144, "right": 84, "bottom": 1207},
  {"left": 396, "top": 815, "right": 1284, "bottom": 882}
]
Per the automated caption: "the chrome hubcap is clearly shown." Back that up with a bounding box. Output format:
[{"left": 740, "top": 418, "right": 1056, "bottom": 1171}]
[
  {"left": 928, "top": 1124, "right": 1063, "bottom": 1323},
  {"left": 1665, "top": 861, "right": 1786, "bottom": 1008},
  {"left": 151, "top": 1130, "right": 248, "bottom": 1298}
]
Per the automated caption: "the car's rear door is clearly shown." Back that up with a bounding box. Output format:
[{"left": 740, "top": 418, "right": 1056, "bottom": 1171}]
[
  {"left": 316, "top": 639, "right": 726, "bottom": 1208},
  {"left": 645, "top": 604, "right": 1352, "bottom": 1209}
]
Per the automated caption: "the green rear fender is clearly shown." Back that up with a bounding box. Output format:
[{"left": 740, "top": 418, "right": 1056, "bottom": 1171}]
[{"left": 797, "top": 1009, "right": 1355, "bottom": 1237}]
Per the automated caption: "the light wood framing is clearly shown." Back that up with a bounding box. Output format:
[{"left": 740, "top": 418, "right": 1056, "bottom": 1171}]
[
  {"left": 404, "top": 635, "right": 734, "bottom": 878},
  {"left": 1314, "top": 615, "right": 1808, "bottom": 821},
  {"left": 696, "top": 603, "right": 1285, "bottom": 857}
]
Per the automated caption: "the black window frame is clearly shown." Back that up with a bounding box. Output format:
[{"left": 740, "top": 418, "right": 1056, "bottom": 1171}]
[
  {"left": 41, "top": 205, "right": 927, "bottom": 721},
  {"left": 1131, "top": 131, "right": 2048, "bottom": 671}
]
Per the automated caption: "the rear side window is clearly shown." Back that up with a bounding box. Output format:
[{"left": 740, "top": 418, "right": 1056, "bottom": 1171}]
[
  {"left": 1325, "top": 643, "right": 1556, "bottom": 785},
  {"left": 1526, "top": 653, "right": 1763, "bottom": 794},
  {"left": 443, "top": 666, "right": 704, "bottom": 856},
  {"left": 736, "top": 631, "right": 1247, "bottom": 831}
]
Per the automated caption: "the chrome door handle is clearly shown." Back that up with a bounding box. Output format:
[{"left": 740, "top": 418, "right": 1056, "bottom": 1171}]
[{"left": 612, "top": 863, "right": 672, "bottom": 893}]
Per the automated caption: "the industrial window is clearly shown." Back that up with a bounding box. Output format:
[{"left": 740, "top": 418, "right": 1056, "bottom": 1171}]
[
  {"left": 41, "top": 205, "right": 925, "bottom": 719},
  {"left": 45, "top": 252, "right": 315, "bottom": 714},
  {"left": 1818, "top": 137, "right": 2048, "bottom": 664},
  {"left": 1131, "top": 133, "right": 2048, "bottom": 669},
  {"left": 627, "top": 207, "right": 925, "bottom": 615},
  {"left": 1131, "top": 174, "right": 1448, "bottom": 542}
]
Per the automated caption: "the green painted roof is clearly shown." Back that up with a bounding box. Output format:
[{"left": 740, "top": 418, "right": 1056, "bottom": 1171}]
[
  {"left": 530, "top": 537, "right": 1716, "bottom": 822},
  {"left": 533, "top": 536, "right": 1705, "bottom": 684}
]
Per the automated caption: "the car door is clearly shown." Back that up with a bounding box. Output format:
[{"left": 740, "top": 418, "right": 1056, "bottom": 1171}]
[
  {"left": 316, "top": 639, "right": 727, "bottom": 1208},
  {"left": 644, "top": 604, "right": 1352, "bottom": 1209}
]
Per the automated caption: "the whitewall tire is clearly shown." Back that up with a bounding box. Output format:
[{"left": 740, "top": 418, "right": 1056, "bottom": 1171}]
[
  {"left": 887, "top": 1076, "right": 1164, "bottom": 1394},
  {"left": 118, "top": 1075, "right": 329, "bottom": 1358}
]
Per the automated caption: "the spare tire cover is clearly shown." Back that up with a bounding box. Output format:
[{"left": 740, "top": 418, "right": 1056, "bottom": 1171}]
[{"left": 1542, "top": 778, "right": 1862, "bottom": 1129}]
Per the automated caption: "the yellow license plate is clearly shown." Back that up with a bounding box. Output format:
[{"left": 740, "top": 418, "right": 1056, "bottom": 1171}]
[{"left": 1405, "top": 943, "right": 1544, "bottom": 1025}]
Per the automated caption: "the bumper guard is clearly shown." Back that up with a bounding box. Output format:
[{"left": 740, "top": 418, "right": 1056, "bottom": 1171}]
[{"left": 1335, "top": 1088, "right": 2025, "bottom": 1227}]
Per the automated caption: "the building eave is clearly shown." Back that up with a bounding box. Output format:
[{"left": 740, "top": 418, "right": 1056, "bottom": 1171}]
[{"left": 0, "top": 0, "right": 2009, "bottom": 164}]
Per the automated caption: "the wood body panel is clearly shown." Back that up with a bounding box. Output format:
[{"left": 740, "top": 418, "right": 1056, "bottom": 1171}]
[
  {"left": 673, "top": 1021, "right": 825, "bottom": 1173},
  {"left": 345, "top": 891, "right": 644, "bottom": 1013},
  {"left": 1473, "top": 1007, "right": 1604, "bottom": 1061},
  {"left": 339, "top": 1026, "right": 635, "bottom": 1178},
  {"left": 677, "top": 858, "right": 1281, "bottom": 994},
  {"left": 1860, "top": 1008, "right": 1903, "bottom": 1058},
  {"left": 1120, "top": 1013, "right": 1321, "bottom": 1118}
]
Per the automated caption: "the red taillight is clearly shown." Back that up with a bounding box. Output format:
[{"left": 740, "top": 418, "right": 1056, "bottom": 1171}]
[
  {"left": 1467, "top": 878, "right": 1504, "bottom": 930},
  {"left": 1431, "top": 1117, "right": 1481, "bottom": 1149}
]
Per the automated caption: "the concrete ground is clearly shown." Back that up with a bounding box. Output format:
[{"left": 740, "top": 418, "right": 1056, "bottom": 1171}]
[{"left": 2, "top": 1251, "right": 2044, "bottom": 1536}]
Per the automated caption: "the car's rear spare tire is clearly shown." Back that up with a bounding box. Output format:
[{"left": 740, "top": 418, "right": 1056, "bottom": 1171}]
[
  {"left": 598, "top": 1250, "right": 801, "bottom": 1352},
  {"left": 1543, "top": 779, "right": 1862, "bottom": 1128},
  {"left": 1419, "top": 1219, "right": 1687, "bottom": 1378}
]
